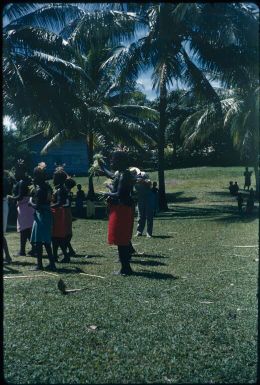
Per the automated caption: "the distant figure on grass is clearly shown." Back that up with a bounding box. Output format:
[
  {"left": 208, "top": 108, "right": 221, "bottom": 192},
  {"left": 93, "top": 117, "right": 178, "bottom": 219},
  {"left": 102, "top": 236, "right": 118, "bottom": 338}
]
[
  {"left": 98, "top": 151, "right": 135, "bottom": 275},
  {"left": 51, "top": 167, "right": 71, "bottom": 263},
  {"left": 12, "top": 159, "right": 35, "bottom": 256},
  {"left": 244, "top": 167, "right": 253, "bottom": 191},
  {"left": 28, "top": 163, "right": 56, "bottom": 271},
  {"left": 135, "top": 172, "right": 154, "bottom": 238},
  {"left": 3, "top": 171, "right": 14, "bottom": 264},
  {"left": 151, "top": 181, "right": 159, "bottom": 216},
  {"left": 233, "top": 181, "right": 239, "bottom": 196},
  {"left": 246, "top": 188, "right": 255, "bottom": 214},
  {"left": 75, "top": 184, "right": 86, "bottom": 217},
  {"left": 64, "top": 177, "right": 77, "bottom": 256},
  {"left": 228, "top": 181, "right": 235, "bottom": 195},
  {"left": 237, "top": 193, "right": 244, "bottom": 213}
]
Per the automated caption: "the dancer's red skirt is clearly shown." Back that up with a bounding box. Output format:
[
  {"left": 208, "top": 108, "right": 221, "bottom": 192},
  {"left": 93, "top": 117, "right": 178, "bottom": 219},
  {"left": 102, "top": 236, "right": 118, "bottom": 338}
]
[
  {"left": 108, "top": 204, "right": 134, "bottom": 246},
  {"left": 51, "top": 207, "right": 67, "bottom": 238}
]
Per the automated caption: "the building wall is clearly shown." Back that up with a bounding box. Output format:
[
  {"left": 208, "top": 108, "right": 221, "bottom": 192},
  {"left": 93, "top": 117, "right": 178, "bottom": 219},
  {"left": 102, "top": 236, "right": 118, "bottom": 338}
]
[{"left": 30, "top": 138, "right": 89, "bottom": 176}]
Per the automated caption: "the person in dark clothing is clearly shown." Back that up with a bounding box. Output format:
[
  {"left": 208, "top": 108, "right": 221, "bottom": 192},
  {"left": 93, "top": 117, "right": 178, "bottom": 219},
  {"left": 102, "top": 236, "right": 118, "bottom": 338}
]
[
  {"left": 229, "top": 181, "right": 235, "bottom": 195},
  {"left": 51, "top": 167, "right": 71, "bottom": 263},
  {"left": 233, "top": 181, "right": 239, "bottom": 196},
  {"left": 98, "top": 151, "right": 135, "bottom": 275},
  {"left": 28, "top": 163, "right": 56, "bottom": 270},
  {"left": 12, "top": 160, "right": 35, "bottom": 256},
  {"left": 75, "top": 184, "right": 86, "bottom": 217},
  {"left": 244, "top": 167, "right": 253, "bottom": 191},
  {"left": 64, "top": 177, "right": 77, "bottom": 256},
  {"left": 3, "top": 171, "right": 14, "bottom": 264},
  {"left": 151, "top": 181, "right": 159, "bottom": 216}
]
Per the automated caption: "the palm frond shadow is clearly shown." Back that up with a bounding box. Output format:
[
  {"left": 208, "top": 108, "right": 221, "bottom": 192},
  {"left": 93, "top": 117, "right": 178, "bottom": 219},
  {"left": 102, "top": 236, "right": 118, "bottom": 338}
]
[
  {"left": 3, "top": 266, "right": 21, "bottom": 274},
  {"left": 131, "top": 260, "right": 167, "bottom": 267},
  {"left": 135, "top": 254, "right": 168, "bottom": 259},
  {"left": 132, "top": 270, "right": 178, "bottom": 280},
  {"left": 157, "top": 205, "right": 258, "bottom": 223},
  {"left": 151, "top": 235, "right": 173, "bottom": 239},
  {"left": 67, "top": 260, "right": 101, "bottom": 265},
  {"left": 79, "top": 254, "right": 106, "bottom": 259},
  {"left": 166, "top": 191, "right": 196, "bottom": 203},
  {"left": 10, "top": 260, "right": 35, "bottom": 266}
]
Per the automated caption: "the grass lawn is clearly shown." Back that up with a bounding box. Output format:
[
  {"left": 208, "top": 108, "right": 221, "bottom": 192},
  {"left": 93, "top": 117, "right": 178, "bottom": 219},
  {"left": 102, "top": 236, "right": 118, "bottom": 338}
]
[{"left": 3, "top": 166, "right": 258, "bottom": 384}]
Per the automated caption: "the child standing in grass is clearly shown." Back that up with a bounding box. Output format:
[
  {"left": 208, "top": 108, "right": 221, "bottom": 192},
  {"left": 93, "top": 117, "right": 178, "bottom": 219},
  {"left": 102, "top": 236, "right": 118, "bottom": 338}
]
[
  {"left": 51, "top": 167, "right": 71, "bottom": 263},
  {"left": 29, "top": 163, "right": 56, "bottom": 271},
  {"left": 12, "top": 159, "right": 35, "bottom": 256}
]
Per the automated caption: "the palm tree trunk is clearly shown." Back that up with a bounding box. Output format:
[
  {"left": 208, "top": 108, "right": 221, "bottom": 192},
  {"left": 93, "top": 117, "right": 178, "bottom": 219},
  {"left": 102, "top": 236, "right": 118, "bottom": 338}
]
[
  {"left": 87, "top": 133, "right": 95, "bottom": 199},
  {"left": 158, "top": 80, "right": 168, "bottom": 211}
]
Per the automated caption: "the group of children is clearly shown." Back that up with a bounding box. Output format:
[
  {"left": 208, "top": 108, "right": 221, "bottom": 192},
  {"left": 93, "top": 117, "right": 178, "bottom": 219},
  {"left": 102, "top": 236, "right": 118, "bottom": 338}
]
[
  {"left": 228, "top": 167, "right": 256, "bottom": 214},
  {"left": 3, "top": 161, "right": 77, "bottom": 269},
  {"left": 3, "top": 156, "right": 160, "bottom": 274}
]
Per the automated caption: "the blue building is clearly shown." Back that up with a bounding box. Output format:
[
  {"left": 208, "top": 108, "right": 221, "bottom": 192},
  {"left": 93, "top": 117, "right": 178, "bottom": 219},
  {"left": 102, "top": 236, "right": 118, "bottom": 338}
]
[{"left": 21, "top": 132, "right": 89, "bottom": 176}]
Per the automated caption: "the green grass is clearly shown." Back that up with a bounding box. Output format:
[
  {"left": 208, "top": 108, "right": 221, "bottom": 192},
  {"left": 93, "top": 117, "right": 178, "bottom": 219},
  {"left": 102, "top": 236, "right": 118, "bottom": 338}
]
[{"left": 4, "top": 166, "right": 258, "bottom": 384}]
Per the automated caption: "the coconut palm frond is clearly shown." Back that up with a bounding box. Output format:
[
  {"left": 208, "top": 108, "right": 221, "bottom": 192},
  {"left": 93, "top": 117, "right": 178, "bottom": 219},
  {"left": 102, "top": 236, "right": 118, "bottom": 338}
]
[
  {"left": 3, "top": 3, "right": 40, "bottom": 26},
  {"left": 40, "top": 130, "right": 67, "bottom": 155},
  {"left": 4, "top": 26, "right": 75, "bottom": 61},
  {"left": 171, "top": 3, "right": 198, "bottom": 22},
  {"left": 181, "top": 47, "right": 222, "bottom": 110},
  {"left": 69, "top": 10, "right": 139, "bottom": 52},
  {"left": 7, "top": 4, "right": 85, "bottom": 34},
  {"left": 112, "top": 105, "right": 159, "bottom": 121}
]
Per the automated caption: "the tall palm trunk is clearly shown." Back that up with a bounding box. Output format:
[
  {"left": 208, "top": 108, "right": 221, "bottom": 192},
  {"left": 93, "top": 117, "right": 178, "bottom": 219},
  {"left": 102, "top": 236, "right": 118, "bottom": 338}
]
[
  {"left": 158, "top": 80, "right": 168, "bottom": 210},
  {"left": 87, "top": 132, "right": 95, "bottom": 199}
]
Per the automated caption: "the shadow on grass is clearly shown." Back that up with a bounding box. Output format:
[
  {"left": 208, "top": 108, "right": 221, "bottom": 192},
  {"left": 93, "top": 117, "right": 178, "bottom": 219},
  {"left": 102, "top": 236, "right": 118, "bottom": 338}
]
[
  {"left": 135, "top": 253, "right": 168, "bottom": 259},
  {"left": 132, "top": 270, "right": 178, "bottom": 280},
  {"left": 214, "top": 210, "right": 259, "bottom": 223},
  {"left": 166, "top": 191, "right": 196, "bottom": 203},
  {"left": 151, "top": 235, "right": 173, "bottom": 239},
  {"left": 131, "top": 260, "right": 167, "bottom": 267},
  {"left": 3, "top": 265, "right": 21, "bottom": 274},
  {"left": 78, "top": 254, "right": 106, "bottom": 259},
  {"left": 10, "top": 260, "right": 35, "bottom": 267},
  {"left": 55, "top": 267, "right": 85, "bottom": 274},
  {"left": 156, "top": 205, "right": 258, "bottom": 223},
  {"left": 67, "top": 260, "right": 101, "bottom": 265}
]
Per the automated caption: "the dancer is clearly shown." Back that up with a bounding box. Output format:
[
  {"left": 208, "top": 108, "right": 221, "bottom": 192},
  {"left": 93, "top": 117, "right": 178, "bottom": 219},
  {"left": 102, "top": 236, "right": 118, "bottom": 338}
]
[
  {"left": 12, "top": 160, "right": 35, "bottom": 256},
  {"left": 3, "top": 171, "right": 14, "bottom": 264},
  {"left": 28, "top": 163, "right": 56, "bottom": 270},
  {"left": 99, "top": 151, "right": 135, "bottom": 275},
  {"left": 51, "top": 167, "right": 71, "bottom": 263}
]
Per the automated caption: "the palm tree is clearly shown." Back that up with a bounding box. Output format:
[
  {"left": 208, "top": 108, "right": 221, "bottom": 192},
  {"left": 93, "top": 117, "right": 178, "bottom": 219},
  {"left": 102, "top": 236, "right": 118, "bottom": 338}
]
[
  {"left": 180, "top": 4, "right": 259, "bottom": 190},
  {"left": 101, "top": 3, "right": 228, "bottom": 210},
  {"left": 181, "top": 86, "right": 259, "bottom": 192},
  {"left": 3, "top": 4, "right": 158, "bottom": 196}
]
